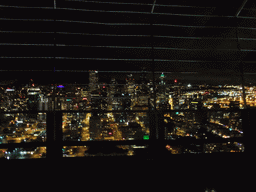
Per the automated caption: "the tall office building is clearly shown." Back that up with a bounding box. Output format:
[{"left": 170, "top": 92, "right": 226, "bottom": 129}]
[
  {"left": 137, "top": 89, "right": 149, "bottom": 106},
  {"left": 27, "top": 87, "right": 40, "bottom": 110},
  {"left": 172, "top": 80, "right": 181, "bottom": 109},
  {"left": 26, "top": 86, "right": 41, "bottom": 119},
  {"left": 126, "top": 74, "right": 135, "bottom": 95},
  {"left": 109, "top": 78, "right": 117, "bottom": 97},
  {"left": 89, "top": 70, "right": 99, "bottom": 102},
  {"left": 98, "top": 83, "right": 108, "bottom": 110},
  {"left": 91, "top": 90, "right": 101, "bottom": 110},
  {"left": 139, "top": 70, "right": 147, "bottom": 86},
  {"left": 89, "top": 70, "right": 99, "bottom": 91},
  {"left": 139, "top": 70, "right": 148, "bottom": 92},
  {"left": 38, "top": 94, "right": 47, "bottom": 111},
  {"left": 158, "top": 73, "right": 168, "bottom": 109},
  {"left": 108, "top": 77, "right": 116, "bottom": 109},
  {"left": 125, "top": 74, "right": 135, "bottom": 106}
]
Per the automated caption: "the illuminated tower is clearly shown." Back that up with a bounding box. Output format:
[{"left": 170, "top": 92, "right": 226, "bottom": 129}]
[
  {"left": 89, "top": 70, "right": 99, "bottom": 104},
  {"left": 89, "top": 70, "right": 99, "bottom": 91},
  {"left": 109, "top": 78, "right": 117, "bottom": 96},
  {"left": 27, "top": 87, "right": 40, "bottom": 110},
  {"left": 99, "top": 82, "right": 108, "bottom": 110},
  {"left": 139, "top": 70, "right": 148, "bottom": 93},
  {"left": 158, "top": 72, "right": 167, "bottom": 109},
  {"left": 125, "top": 74, "right": 135, "bottom": 106},
  {"left": 159, "top": 72, "right": 165, "bottom": 84},
  {"left": 138, "top": 71, "right": 149, "bottom": 106},
  {"left": 173, "top": 79, "right": 180, "bottom": 109},
  {"left": 27, "top": 86, "right": 41, "bottom": 119},
  {"left": 139, "top": 70, "right": 147, "bottom": 87},
  {"left": 108, "top": 77, "right": 117, "bottom": 108}
]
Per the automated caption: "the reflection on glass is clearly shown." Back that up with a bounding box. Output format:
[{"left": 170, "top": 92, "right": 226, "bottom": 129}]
[
  {"left": 62, "top": 112, "right": 149, "bottom": 141},
  {"left": 0, "top": 147, "right": 46, "bottom": 159},
  {"left": 0, "top": 113, "right": 46, "bottom": 144}
]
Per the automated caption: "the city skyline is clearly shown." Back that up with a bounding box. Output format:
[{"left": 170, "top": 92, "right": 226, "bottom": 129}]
[{"left": 1, "top": 69, "right": 256, "bottom": 86}]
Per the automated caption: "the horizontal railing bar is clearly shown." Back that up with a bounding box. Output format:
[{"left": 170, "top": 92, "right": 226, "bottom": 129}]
[
  {"left": 62, "top": 140, "right": 151, "bottom": 146},
  {"left": 0, "top": 137, "right": 244, "bottom": 148},
  {"left": 61, "top": 138, "right": 244, "bottom": 146},
  {"left": 0, "top": 142, "right": 47, "bottom": 148},
  {"left": 0, "top": 109, "right": 245, "bottom": 114},
  {"left": 0, "top": 153, "right": 245, "bottom": 162},
  {"left": 60, "top": 110, "right": 152, "bottom": 113},
  {"left": 158, "top": 109, "right": 244, "bottom": 112},
  {"left": 0, "top": 69, "right": 255, "bottom": 74}
]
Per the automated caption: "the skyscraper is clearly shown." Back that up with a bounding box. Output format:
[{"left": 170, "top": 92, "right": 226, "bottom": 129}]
[
  {"left": 89, "top": 70, "right": 99, "bottom": 102},
  {"left": 158, "top": 73, "right": 167, "bottom": 109},
  {"left": 91, "top": 90, "right": 101, "bottom": 110},
  {"left": 109, "top": 78, "right": 117, "bottom": 97},
  {"left": 125, "top": 74, "right": 135, "bottom": 106},
  {"left": 172, "top": 79, "right": 180, "bottom": 109},
  {"left": 108, "top": 77, "right": 117, "bottom": 109}
]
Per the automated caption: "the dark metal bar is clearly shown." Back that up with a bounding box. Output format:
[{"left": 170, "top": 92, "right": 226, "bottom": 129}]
[
  {"left": 151, "top": 0, "right": 156, "bottom": 13},
  {"left": 235, "top": 0, "right": 248, "bottom": 17},
  {"left": 150, "top": 15, "right": 156, "bottom": 112},
  {"left": 0, "top": 108, "right": 246, "bottom": 114},
  {"left": 235, "top": 16, "right": 247, "bottom": 109},
  {"left": 241, "top": 109, "right": 256, "bottom": 156},
  {"left": 0, "top": 137, "right": 244, "bottom": 150},
  {"left": 46, "top": 111, "right": 62, "bottom": 159},
  {"left": 0, "top": 142, "right": 47, "bottom": 148},
  {"left": 149, "top": 11, "right": 160, "bottom": 157},
  {"left": 62, "top": 140, "right": 151, "bottom": 146}
]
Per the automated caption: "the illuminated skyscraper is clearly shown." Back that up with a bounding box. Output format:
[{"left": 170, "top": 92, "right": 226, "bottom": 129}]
[
  {"left": 158, "top": 73, "right": 167, "bottom": 109},
  {"left": 27, "top": 87, "right": 40, "bottom": 110},
  {"left": 109, "top": 78, "right": 117, "bottom": 96},
  {"left": 91, "top": 90, "right": 101, "bottom": 110},
  {"left": 108, "top": 77, "right": 117, "bottom": 107},
  {"left": 125, "top": 74, "right": 135, "bottom": 95},
  {"left": 159, "top": 72, "right": 165, "bottom": 84},
  {"left": 125, "top": 74, "right": 135, "bottom": 106},
  {"left": 172, "top": 79, "right": 180, "bottom": 109},
  {"left": 89, "top": 70, "right": 99, "bottom": 102}
]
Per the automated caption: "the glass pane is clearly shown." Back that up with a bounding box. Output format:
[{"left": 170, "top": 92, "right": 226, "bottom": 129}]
[
  {"left": 0, "top": 113, "right": 46, "bottom": 144},
  {"left": 0, "top": 147, "right": 46, "bottom": 160},
  {"left": 62, "top": 112, "right": 149, "bottom": 141}
]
